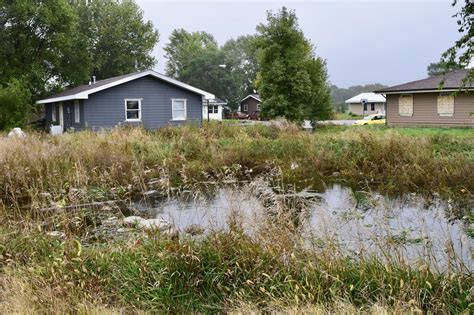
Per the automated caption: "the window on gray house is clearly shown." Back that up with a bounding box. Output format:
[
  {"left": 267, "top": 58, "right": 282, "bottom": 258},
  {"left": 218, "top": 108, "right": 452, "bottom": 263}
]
[
  {"left": 125, "top": 99, "right": 141, "bottom": 121},
  {"left": 172, "top": 99, "right": 187, "bottom": 120},
  {"left": 74, "top": 100, "right": 80, "bottom": 123}
]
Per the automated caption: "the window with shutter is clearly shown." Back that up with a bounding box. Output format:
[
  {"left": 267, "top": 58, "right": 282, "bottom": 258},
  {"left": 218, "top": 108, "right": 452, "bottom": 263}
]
[
  {"left": 399, "top": 94, "right": 413, "bottom": 116},
  {"left": 437, "top": 93, "right": 454, "bottom": 116}
]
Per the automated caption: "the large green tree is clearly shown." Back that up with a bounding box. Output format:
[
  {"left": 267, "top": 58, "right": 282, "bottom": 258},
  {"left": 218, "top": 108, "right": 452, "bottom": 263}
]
[
  {"left": 73, "top": 0, "right": 159, "bottom": 80},
  {"left": 304, "top": 57, "right": 332, "bottom": 125},
  {"left": 0, "top": 79, "right": 31, "bottom": 130},
  {"left": 164, "top": 30, "right": 259, "bottom": 109},
  {"left": 0, "top": 0, "right": 89, "bottom": 96},
  {"left": 441, "top": 0, "right": 472, "bottom": 85},
  {"left": 426, "top": 61, "right": 462, "bottom": 77},
  {"left": 164, "top": 29, "right": 219, "bottom": 80},
  {"left": 164, "top": 29, "right": 229, "bottom": 100},
  {"left": 0, "top": 0, "right": 88, "bottom": 128},
  {"left": 221, "top": 35, "right": 259, "bottom": 107},
  {"left": 255, "top": 7, "right": 332, "bottom": 123}
]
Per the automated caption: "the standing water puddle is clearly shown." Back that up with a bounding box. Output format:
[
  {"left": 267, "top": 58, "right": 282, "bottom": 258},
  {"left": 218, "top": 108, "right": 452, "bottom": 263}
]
[{"left": 134, "top": 185, "right": 473, "bottom": 271}]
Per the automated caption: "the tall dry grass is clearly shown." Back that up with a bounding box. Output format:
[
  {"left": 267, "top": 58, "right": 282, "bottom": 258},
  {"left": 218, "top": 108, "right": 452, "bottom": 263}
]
[{"left": 1, "top": 123, "right": 472, "bottom": 217}]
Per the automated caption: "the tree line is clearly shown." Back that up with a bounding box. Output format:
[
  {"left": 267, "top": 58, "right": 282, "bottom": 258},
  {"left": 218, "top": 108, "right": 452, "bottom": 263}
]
[{"left": 164, "top": 31, "right": 258, "bottom": 110}]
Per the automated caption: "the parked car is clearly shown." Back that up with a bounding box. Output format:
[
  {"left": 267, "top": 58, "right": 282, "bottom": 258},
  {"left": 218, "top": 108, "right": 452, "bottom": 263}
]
[
  {"left": 225, "top": 111, "right": 249, "bottom": 120},
  {"left": 248, "top": 111, "right": 260, "bottom": 120},
  {"left": 353, "top": 114, "right": 386, "bottom": 126}
]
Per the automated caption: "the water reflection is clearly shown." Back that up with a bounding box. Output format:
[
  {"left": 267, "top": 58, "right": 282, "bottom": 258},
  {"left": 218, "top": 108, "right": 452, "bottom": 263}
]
[{"left": 134, "top": 185, "right": 473, "bottom": 271}]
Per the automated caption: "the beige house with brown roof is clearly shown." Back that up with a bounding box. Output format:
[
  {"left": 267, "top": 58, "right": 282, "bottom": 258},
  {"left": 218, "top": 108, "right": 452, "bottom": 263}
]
[{"left": 376, "top": 70, "right": 473, "bottom": 127}]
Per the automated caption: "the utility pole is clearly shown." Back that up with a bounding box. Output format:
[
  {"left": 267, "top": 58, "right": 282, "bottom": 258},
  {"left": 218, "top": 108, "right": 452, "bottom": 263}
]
[{"left": 207, "top": 99, "right": 210, "bottom": 122}]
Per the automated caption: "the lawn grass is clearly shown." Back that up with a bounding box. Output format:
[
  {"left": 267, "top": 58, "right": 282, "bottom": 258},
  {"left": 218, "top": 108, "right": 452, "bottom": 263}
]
[
  {"left": 333, "top": 112, "right": 363, "bottom": 120},
  {"left": 221, "top": 118, "right": 241, "bottom": 123},
  {"left": 394, "top": 126, "right": 474, "bottom": 138}
]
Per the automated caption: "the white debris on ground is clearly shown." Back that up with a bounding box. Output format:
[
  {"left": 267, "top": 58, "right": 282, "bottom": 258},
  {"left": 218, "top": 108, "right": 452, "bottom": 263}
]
[
  {"left": 137, "top": 218, "right": 171, "bottom": 231},
  {"left": 122, "top": 215, "right": 178, "bottom": 237},
  {"left": 50, "top": 125, "right": 63, "bottom": 135},
  {"left": 46, "top": 231, "right": 66, "bottom": 238},
  {"left": 7, "top": 127, "right": 26, "bottom": 138},
  {"left": 123, "top": 216, "right": 146, "bottom": 226}
]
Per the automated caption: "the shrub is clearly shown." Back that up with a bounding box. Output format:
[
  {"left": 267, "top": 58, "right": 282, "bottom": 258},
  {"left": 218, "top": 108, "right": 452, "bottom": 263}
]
[{"left": 0, "top": 79, "right": 32, "bottom": 129}]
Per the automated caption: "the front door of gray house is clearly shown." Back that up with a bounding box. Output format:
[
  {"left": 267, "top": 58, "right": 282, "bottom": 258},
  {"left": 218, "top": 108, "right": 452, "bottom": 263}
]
[{"left": 63, "top": 102, "right": 74, "bottom": 130}]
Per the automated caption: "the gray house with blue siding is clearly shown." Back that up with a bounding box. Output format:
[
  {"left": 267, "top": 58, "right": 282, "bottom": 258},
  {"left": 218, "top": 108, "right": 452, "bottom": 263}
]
[{"left": 37, "top": 70, "right": 215, "bottom": 132}]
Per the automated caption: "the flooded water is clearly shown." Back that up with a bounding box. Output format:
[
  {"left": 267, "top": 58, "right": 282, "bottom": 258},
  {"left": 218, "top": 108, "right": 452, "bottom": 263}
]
[
  {"left": 134, "top": 184, "right": 473, "bottom": 272},
  {"left": 305, "top": 185, "right": 472, "bottom": 272},
  {"left": 135, "top": 189, "right": 266, "bottom": 234}
]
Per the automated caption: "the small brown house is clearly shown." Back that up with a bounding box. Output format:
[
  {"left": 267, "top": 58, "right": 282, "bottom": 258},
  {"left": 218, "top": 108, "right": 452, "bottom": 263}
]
[
  {"left": 239, "top": 94, "right": 261, "bottom": 115},
  {"left": 376, "top": 70, "right": 473, "bottom": 127}
]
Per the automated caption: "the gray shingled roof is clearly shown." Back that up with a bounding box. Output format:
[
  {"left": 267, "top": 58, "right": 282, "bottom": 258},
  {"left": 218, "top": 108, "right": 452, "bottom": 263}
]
[
  {"left": 376, "top": 69, "right": 473, "bottom": 93},
  {"left": 240, "top": 94, "right": 261, "bottom": 103},
  {"left": 37, "top": 70, "right": 215, "bottom": 103},
  {"left": 45, "top": 72, "right": 142, "bottom": 99},
  {"left": 210, "top": 97, "right": 227, "bottom": 104}
]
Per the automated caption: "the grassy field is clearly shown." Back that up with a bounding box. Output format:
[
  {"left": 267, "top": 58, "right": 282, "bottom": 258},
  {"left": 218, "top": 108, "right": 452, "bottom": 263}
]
[
  {"left": 316, "top": 124, "right": 474, "bottom": 138},
  {"left": 0, "top": 123, "right": 473, "bottom": 313},
  {"left": 332, "top": 112, "right": 363, "bottom": 120}
]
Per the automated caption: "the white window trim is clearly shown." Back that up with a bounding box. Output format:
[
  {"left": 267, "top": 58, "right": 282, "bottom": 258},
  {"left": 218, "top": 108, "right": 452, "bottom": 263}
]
[
  {"left": 74, "top": 100, "right": 80, "bottom": 123},
  {"left": 124, "top": 98, "right": 142, "bottom": 122},
  {"left": 257, "top": 104, "right": 261, "bottom": 111},
  {"left": 208, "top": 105, "right": 218, "bottom": 114},
  {"left": 208, "top": 105, "right": 213, "bottom": 113},
  {"left": 243, "top": 104, "right": 248, "bottom": 111},
  {"left": 172, "top": 98, "right": 187, "bottom": 121}
]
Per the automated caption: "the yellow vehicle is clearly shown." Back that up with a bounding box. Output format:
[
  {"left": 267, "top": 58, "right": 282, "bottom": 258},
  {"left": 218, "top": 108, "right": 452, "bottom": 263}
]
[{"left": 353, "top": 114, "right": 386, "bottom": 126}]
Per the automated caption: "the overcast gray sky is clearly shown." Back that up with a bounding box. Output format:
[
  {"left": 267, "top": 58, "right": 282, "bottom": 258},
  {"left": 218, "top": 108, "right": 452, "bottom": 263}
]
[{"left": 136, "top": 0, "right": 461, "bottom": 88}]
